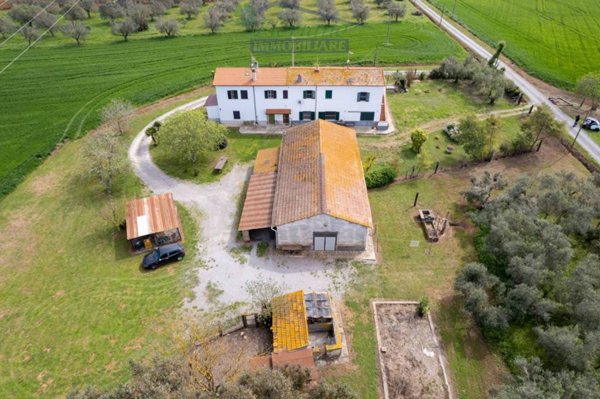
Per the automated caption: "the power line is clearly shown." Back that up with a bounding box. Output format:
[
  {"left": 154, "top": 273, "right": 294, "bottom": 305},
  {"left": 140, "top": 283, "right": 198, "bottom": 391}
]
[
  {"left": 0, "top": 0, "right": 58, "bottom": 47},
  {"left": 0, "top": 0, "right": 80, "bottom": 76}
]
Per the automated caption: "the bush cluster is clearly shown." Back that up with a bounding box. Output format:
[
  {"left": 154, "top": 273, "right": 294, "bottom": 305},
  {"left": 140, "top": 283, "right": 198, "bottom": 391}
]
[{"left": 364, "top": 163, "right": 397, "bottom": 188}]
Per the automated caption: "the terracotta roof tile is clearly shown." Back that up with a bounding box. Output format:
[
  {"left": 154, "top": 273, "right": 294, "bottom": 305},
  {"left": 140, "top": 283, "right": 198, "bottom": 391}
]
[
  {"left": 272, "top": 120, "right": 372, "bottom": 227},
  {"left": 238, "top": 172, "right": 277, "bottom": 231},
  {"left": 212, "top": 67, "right": 385, "bottom": 86},
  {"left": 271, "top": 290, "right": 310, "bottom": 353}
]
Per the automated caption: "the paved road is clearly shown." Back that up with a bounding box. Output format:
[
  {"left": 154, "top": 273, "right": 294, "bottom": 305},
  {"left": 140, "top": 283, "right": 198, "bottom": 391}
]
[
  {"left": 128, "top": 98, "right": 354, "bottom": 311},
  {"left": 412, "top": 0, "right": 600, "bottom": 164}
]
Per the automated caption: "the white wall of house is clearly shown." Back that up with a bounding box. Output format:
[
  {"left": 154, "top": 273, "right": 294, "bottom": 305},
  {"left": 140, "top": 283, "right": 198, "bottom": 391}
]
[
  {"left": 206, "top": 105, "right": 220, "bottom": 121},
  {"left": 214, "top": 85, "right": 385, "bottom": 126},
  {"left": 276, "top": 214, "right": 369, "bottom": 251}
]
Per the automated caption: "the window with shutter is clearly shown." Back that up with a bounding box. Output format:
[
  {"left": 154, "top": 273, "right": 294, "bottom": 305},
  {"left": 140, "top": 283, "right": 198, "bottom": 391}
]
[
  {"left": 233, "top": 111, "right": 241, "bottom": 120},
  {"left": 325, "top": 90, "right": 333, "bottom": 99},
  {"left": 264, "top": 90, "right": 277, "bottom": 99},
  {"left": 303, "top": 90, "right": 315, "bottom": 99},
  {"left": 283, "top": 90, "right": 288, "bottom": 99},
  {"left": 227, "top": 90, "right": 238, "bottom": 100},
  {"left": 357, "top": 92, "right": 370, "bottom": 102},
  {"left": 240, "top": 90, "right": 248, "bottom": 99}
]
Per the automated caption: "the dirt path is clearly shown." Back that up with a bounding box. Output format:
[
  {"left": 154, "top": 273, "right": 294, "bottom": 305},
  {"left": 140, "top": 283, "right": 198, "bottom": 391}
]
[
  {"left": 128, "top": 98, "right": 356, "bottom": 312},
  {"left": 412, "top": 0, "right": 600, "bottom": 164}
]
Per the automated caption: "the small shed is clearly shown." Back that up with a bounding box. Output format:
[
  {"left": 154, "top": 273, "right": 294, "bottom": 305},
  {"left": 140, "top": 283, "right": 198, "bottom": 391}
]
[
  {"left": 125, "top": 193, "right": 184, "bottom": 252},
  {"left": 205, "top": 94, "right": 219, "bottom": 121}
]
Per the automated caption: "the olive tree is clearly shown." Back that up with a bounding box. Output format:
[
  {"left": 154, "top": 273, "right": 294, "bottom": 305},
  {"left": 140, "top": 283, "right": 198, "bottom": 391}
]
[
  {"left": 61, "top": 21, "right": 89, "bottom": 45},
  {"left": 0, "top": 18, "right": 18, "bottom": 39},
  {"left": 239, "top": 4, "right": 263, "bottom": 32},
  {"left": 204, "top": 6, "right": 222, "bottom": 33},
  {"left": 101, "top": 99, "right": 135, "bottom": 134},
  {"left": 387, "top": 1, "right": 405, "bottom": 22},
  {"left": 515, "top": 105, "right": 565, "bottom": 151},
  {"left": 21, "top": 25, "right": 40, "bottom": 45},
  {"left": 576, "top": 72, "right": 600, "bottom": 110},
  {"left": 156, "top": 17, "right": 179, "bottom": 37},
  {"left": 111, "top": 17, "right": 137, "bottom": 41},
  {"left": 278, "top": 8, "right": 301, "bottom": 28},
  {"left": 180, "top": 0, "right": 202, "bottom": 20},
  {"left": 62, "top": 2, "right": 88, "bottom": 21},
  {"left": 9, "top": 5, "right": 42, "bottom": 26},
  {"left": 317, "top": 0, "right": 337, "bottom": 25},
  {"left": 99, "top": 3, "right": 124, "bottom": 22},
  {"left": 32, "top": 10, "right": 58, "bottom": 36},
  {"left": 79, "top": 0, "right": 98, "bottom": 18},
  {"left": 279, "top": 0, "right": 300, "bottom": 9},
  {"left": 148, "top": 0, "right": 167, "bottom": 21},
  {"left": 158, "top": 109, "right": 228, "bottom": 168},
  {"left": 351, "top": 0, "right": 369, "bottom": 24}
]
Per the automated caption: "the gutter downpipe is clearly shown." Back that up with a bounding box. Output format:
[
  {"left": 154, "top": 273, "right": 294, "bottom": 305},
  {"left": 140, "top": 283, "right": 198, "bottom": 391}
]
[{"left": 252, "top": 86, "right": 258, "bottom": 124}]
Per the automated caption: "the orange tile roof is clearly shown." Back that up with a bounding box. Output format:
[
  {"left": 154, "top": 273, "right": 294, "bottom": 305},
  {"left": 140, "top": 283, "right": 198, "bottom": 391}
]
[
  {"left": 238, "top": 172, "right": 277, "bottom": 232},
  {"left": 213, "top": 67, "right": 287, "bottom": 86},
  {"left": 271, "top": 290, "right": 310, "bottom": 353},
  {"left": 125, "top": 193, "right": 183, "bottom": 240},
  {"left": 287, "top": 67, "right": 385, "bottom": 86},
  {"left": 254, "top": 147, "right": 279, "bottom": 175},
  {"left": 212, "top": 67, "right": 385, "bottom": 86},
  {"left": 272, "top": 120, "right": 372, "bottom": 228}
]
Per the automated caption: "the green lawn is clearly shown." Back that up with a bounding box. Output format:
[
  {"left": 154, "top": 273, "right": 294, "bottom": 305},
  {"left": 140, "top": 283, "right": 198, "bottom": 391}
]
[
  {"left": 0, "top": 1, "right": 465, "bottom": 199},
  {"left": 362, "top": 80, "right": 523, "bottom": 176},
  {"left": 151, "top": 129, "right": 281, "bottom": 183},
  {"left": 427, "top": 0, "right": 600, "bottom": 89},
  {"left": 388, "top": 80, "right": 515, "bottom": 132},
  {"left": 0, "top": 94, "right": 203, "bottom": 397}
]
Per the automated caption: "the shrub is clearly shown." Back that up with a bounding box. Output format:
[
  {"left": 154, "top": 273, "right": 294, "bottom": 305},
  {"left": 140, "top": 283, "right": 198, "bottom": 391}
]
[
  {"left": 365, "top": 163, "right": 397, "bottom": 188},
  {"left": 417, "top": 297, "right": 429, "bottom": 317},
  {"left": 410, "top": 128, "right": 428, "bottom": 153}
]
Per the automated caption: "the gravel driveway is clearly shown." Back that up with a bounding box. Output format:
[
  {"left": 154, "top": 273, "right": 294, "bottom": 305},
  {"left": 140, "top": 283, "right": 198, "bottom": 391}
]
[{"left": 128, "top": 98, "right": 356, "bottom": 312}]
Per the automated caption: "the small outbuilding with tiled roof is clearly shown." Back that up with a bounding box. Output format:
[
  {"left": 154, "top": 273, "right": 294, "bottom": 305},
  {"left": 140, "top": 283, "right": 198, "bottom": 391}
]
[{"left": 239, "top": 119, "right": 372, "bottom": 252}]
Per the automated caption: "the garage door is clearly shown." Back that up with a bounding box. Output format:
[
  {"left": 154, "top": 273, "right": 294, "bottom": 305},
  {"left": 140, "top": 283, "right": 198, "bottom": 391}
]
[{"left": 314, "top": 233, "right": 337, "bottom": 251}]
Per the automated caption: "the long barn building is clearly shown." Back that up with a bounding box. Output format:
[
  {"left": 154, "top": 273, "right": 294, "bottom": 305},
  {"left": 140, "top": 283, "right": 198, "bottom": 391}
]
[{"left": 239, "top": 119, "right": 372, "bottom": 252}]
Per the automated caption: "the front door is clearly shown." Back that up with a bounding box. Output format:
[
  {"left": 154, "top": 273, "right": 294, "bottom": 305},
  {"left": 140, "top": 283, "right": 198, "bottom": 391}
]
[
  {"left": 268, "top": 114, "right": 275, "bottom": 124},
  {"left": 283, "top": 114, "right": 289, "bottom": 124}
]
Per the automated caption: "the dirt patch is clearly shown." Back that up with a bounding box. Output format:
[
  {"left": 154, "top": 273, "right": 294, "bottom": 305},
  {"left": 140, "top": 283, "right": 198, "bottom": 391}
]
[
  {"left": 0, "top": 211, "right": 37, "bottom": 280},
  {"left": 28, "top": 171, "right": 60, "bottom": 197},
  {"left": 374, "top": 302, "right": 452, "bottom": 399}
]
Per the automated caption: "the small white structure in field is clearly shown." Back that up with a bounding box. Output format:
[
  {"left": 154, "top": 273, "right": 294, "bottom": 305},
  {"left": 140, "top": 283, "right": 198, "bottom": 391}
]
[
  {"left": 206, "top": 63, "right": 386, "bottom": 127},
  {"left": 238, "top": 119, "right": 373, "bottom": 252}
]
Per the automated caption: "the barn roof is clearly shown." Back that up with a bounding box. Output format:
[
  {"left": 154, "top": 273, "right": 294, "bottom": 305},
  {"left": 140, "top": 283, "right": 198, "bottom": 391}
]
[
  {"left": 238, "top": 173, "right": 277, "bottom": 232},
  {"left": 271, "top": 290, "right": 310, "bottom": 353},
  {"left": 125, "top": 193, "right": 182, "bottom": 240},
  {"left": 271, "top": 120, "right": 372, "bottom": 228},
  {"left": 212, "top": 67, "right": 385, "bottom": 87}
]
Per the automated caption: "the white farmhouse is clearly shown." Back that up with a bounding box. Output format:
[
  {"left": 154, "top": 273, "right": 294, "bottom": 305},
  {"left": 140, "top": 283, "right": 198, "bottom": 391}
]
[{"left": 205, "top": 64, "right": 387, "bottom": 127}]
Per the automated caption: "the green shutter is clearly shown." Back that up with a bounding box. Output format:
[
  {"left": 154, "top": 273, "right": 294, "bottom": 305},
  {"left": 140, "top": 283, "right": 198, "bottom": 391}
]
[
  {"left": 318, "top": 112, "right": 326, "bottom": 120},
  {"left": 335, "top": 112, "right": 340, "bottom": 120},
  {"left": 299, "top": 112, "right": 304, "bottom": 121},
  {"left": 325, "top": 90, "right": 332, "bottom": 99},
  {"left": 310, "top": 112, "right": 316, "bottom": 120}
]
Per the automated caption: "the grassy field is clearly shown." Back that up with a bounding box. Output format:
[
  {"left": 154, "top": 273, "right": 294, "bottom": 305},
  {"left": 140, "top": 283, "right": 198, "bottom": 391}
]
[
  {"left": 427, "top": 0, "right": 600, "bottom": 89},
  {"left": 0, "top": 0, "right": 465, "bottom": 199},
  {"left": 0, "top": 93, "right": 208, "bottom": 397},
  {"left": 335, "top": 137, "right": 590, "bottom": 399}
]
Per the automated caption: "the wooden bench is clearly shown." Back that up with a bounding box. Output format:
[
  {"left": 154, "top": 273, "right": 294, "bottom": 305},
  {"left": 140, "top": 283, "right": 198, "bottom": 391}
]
[{"left": 214, "top": 156, "right": 228, "bottom": 173}]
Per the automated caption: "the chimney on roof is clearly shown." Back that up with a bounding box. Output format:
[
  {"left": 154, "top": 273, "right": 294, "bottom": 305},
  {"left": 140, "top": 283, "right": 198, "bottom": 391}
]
[
  {"left": 296, "top": 74, "right": 303, "bottom": 83},
  {"left": 314, "top": 65, "right": 320, "bottom": 72},
  {"left": 251, "top": 58, "right": 258, "bottom": 81}
]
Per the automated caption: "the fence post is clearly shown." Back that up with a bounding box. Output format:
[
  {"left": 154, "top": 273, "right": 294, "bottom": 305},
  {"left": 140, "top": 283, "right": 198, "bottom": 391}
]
[
  {"left": 413, "top": 192, "right": 419, "bottom": 207},
  {"left": 528, "top": 105, "right": 534, "bottom": 115},
  {"left": 434, "top": 161, "right": 440, "bottom": 174},
  {"left": 537, "top": 139, "right": 544, "bottom": 152}
]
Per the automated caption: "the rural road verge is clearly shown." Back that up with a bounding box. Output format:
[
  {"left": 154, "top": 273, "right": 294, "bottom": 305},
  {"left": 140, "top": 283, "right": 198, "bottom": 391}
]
[{"left": 412, "top": 0, "right": 600, "bottom": 164}]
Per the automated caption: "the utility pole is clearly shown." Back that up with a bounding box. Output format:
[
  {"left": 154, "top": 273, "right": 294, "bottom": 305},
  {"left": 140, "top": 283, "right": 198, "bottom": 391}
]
[
  {"left": 291, "top": 36, "right": 295, "bottom": 67},
  {"left": 571, "top": 109, "right": 592, "bottom": 148}
]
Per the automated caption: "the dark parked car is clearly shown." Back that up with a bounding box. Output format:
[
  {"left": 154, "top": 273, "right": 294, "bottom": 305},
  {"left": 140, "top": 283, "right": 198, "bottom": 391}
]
[
  {"left": 142, "top": 243, "right": 185, "bottom": 270},
  {"left": 582, "top": 117, "right": 600, "bottom": 131}
]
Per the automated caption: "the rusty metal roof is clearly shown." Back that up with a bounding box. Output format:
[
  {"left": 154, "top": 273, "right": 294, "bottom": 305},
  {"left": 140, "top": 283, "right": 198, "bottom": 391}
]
[
  {"left": 125, "top": 193, "right": 182, "bottom": 240},
  {"left": 212, "top": 67, "right": 385, "bottom": 87},
  {"left": 238, "top": 172, "right": 277, "bottom": 232},
  {"left": 271, "top": 290, "right": 310, "bottom": 353},
  {"left": 272, "top": 120, "right": 372, "bottom": 228},
  {"left": 266, "top": 108, "right": 291, "bottom": 115}
]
